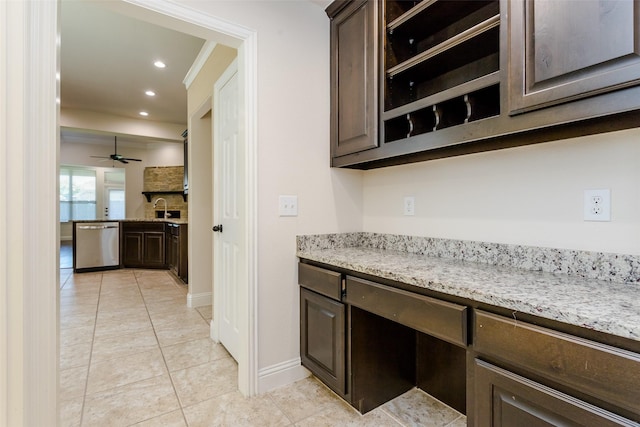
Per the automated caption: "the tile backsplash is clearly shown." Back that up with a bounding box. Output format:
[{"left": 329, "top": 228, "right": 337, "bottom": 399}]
[{"left": 143, "top": 166, "right": 187, "bottom": 219}]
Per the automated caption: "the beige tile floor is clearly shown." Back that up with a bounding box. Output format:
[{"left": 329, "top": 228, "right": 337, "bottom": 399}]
[{"left": 59, "top": 268, "right": 466, "bottom": 427}]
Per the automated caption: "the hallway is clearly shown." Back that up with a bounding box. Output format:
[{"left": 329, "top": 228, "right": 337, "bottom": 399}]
[{"left": 58, "top": 269, "right": 466, "bottom": 426}]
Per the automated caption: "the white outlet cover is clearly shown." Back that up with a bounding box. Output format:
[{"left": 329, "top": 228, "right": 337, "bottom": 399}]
[
  {"left": 404, "top": 196, "right": 415, "bottom": 216},
  {"left": 279, "top": 195, "right": 298, "bottom": 217},
  {"left": 584, "top": 189, "right": 610, "bottom": 221}
]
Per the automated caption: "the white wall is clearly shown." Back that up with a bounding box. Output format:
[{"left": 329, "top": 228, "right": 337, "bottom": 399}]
[
  {"left": 180, "top": 0, "right": 364, "bottom": 376},
  {"left": 186, "top": 44, "right": 236, "bottom": 305},
  {"left": 60, "top": 139, "right": 183, "bottom": 226},
  {"left": 61, "top": 108, "right": 184, "bottom": 142},
  {"left": 363, "top": 127, "right": 640, "bottom": 255}
]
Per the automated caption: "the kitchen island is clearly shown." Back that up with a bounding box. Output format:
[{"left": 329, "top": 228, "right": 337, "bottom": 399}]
[
  {"left": 72, "top": 219, "right": 188, "bottom": 282},
  {"left": 297, "top": 233, "right": 640, "bottom": 425}
]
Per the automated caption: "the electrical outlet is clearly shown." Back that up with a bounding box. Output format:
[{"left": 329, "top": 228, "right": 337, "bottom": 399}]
[
  {"left": 404, "top": 196, "right": 415, "bottom": 216},
  {"left": 584, "top": 189, "right": 610, "bottom": 221},
  {"left": 279, "top": 195, "right": 298, "bottom": 217}
]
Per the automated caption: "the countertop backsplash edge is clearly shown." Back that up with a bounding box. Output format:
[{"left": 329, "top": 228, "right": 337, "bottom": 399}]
[{"left": 297, "top": 232, "right": 640, "bottom": 284}]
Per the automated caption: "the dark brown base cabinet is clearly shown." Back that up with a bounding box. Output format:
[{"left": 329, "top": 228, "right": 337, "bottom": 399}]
[
  {"left": 167, "top": 223, "right": 188, "bottom": 283},
  {"left": 298, "top": 260, "right": 640, "bottom": 425},
  {"left": 121, "top": 222, "right": 166, "bottom": 268},
  {"left": 299, "top": 262, "right": 468, "bottom": 415},
  {"left": 472, "top": 310, "right": 640, "bottom": 426}
]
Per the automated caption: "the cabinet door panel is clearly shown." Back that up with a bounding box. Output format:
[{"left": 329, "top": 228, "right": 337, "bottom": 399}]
[
  {"left": 122, "top": 232, "right": 143, "bottom": 266},
  {"left": 300, "top": 288, "right": 346, "bottom": 395},
  {"left": 509, "top": 0, "right": 640, "bottom": 114},
  {"left": 330, "top": 0, "right": 379, "bottom": 158},
  {"left": 143, "top": 232, "right": 165, "bottom": 266},
  {"left": 474, "top": 360, "right": 637, "bottom": 426}
]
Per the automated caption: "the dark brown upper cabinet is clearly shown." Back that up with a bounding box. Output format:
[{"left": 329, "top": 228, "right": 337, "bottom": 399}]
[
  {"left": 327, "top": 0, "right": 380, "bottom": 159},
  {"left": 326, "top": 0, "right": 640, "bottom": 170},
  {"left": 508, "top": 0, "right": 640, "bottom": 114}
]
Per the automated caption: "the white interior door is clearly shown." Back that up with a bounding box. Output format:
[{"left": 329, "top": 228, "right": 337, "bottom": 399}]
[{"left": 213, "top": 59, "right": 243, "bottom": 361}]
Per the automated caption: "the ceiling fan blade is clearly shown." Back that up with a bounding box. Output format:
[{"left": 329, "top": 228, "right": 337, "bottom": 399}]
[{"left": 88, "top": 135, "right": 143, "bottom": 165}]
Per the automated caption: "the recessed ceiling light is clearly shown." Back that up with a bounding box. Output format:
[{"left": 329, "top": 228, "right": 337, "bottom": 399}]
[
  {"left": 153, "top": 60, "right": 166, "bottom": 69},
  {"left": 145, "top": 90, "right": 156, "bottom": 97},
  {"left": 139, "top": 111, "right": 149, "bottom": 117}
]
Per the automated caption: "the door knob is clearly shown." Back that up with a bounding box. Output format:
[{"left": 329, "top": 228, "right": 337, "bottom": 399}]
[{"left": 212, "top": 224, "right": 223, "bottom": 232}]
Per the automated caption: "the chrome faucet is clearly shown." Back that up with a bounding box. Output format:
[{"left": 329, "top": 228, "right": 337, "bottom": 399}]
[{"left": 152, "top": 197, "right": 171, "bottom": 218}]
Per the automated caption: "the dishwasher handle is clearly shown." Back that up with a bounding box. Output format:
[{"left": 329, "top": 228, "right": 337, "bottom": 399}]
[{"left": 77, "top": 224, "right": 119, "bottom": 230}]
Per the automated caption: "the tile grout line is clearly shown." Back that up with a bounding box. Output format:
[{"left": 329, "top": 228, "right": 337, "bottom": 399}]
[
  {"left": 134, "top": 270, "right": 191, "bottom": 427},
  {"left": 78, "top": 272, "right": 104, "bottom": 427},
  {"left": 444, "top": 415, "right": 466, "bottom": 426},
  {"left": 377, "top": 405, "right": 409, "bottom": 427},
  {"left": 264, "top": 392, "right": 297, "bottom": 426}
]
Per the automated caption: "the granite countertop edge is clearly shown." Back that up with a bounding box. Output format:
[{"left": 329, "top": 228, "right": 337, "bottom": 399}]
[
  {"left": 297, "top": 246, "right": 640, "bottom": 343},
  {"left": 72, "top": 218, "right": 188, "bottom": 225}
]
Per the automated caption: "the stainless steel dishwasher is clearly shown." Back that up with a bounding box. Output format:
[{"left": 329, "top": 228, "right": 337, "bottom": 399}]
[{"left": 74, "top": 222, "right": 120, "bottom": 271}]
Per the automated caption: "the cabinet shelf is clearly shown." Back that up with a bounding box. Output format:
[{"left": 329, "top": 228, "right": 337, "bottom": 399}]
[
  {"left": 386, "top": 1, "right": 498, "bottom": 69},
  {"left": 383, "top": 72, "right": 499, "bottom": 121},
  {"left": 387, "top": 0, "right": 495, "bottom": 33},
  {"left": 384, "top": 84, "right": 500, "bottom": 144},
  {"left": 382, "top": 0, "right": 501, "bottom": 147},
  {"left": 386, "top": 0, "right": 435, "bottom": 32},
  {"left": 142, "top": 191, "right": 187, "bottom": 202},
  {"left": 387, "top": 14, "right": 499, "bottom": 78}
]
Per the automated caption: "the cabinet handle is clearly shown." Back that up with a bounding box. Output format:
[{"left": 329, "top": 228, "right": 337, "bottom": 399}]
[
  {"left": 212, "top": 224, "right": 223, "bottom": 233},
  {"left": 464, "top": 94, "right": 472, "bottom": 123}
]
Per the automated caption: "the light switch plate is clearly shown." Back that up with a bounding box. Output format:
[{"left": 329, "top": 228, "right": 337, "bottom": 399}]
[
  {"left": 279, "top": 195, "right": 298, "bottom": 217},
  {"left": 404, "top": 196, "right": 415, "bottom": 216}
]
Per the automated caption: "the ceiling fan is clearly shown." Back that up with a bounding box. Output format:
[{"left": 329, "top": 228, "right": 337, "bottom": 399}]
[{"left": 91, "top": 136, "right": 142, "bottom": 164}]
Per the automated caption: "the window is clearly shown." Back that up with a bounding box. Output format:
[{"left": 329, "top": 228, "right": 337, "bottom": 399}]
[{"left": 60, "top": 167, "right": 97, "bottom": 222}]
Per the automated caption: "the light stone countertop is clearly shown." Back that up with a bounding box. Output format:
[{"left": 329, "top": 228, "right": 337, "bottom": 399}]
[
  {"left": 73, "top": 218, "right": 188, "bottom": 225},
  {"left": 297, "top": 234, "right": 640, "bottom": 343}
]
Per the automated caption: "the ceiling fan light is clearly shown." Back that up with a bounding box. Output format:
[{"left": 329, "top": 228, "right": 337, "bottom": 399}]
[
  {"left": 145, "top": 90, "right": 156, "bottom": 97},
  {"left": 139, "top": 111, "right": 149, "bottom": 117}
]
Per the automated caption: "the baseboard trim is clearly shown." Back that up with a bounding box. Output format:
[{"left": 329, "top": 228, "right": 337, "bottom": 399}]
[
  {"left": 258, "top": 358, "right": 310, "bottom": 394},
  {"left": 187, "top": 291, "right": 212, "bottom": 308}
]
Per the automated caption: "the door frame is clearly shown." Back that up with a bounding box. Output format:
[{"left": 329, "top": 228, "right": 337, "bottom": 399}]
[{"left": 0, "top": 0, "right": 259, "bottom": 422}]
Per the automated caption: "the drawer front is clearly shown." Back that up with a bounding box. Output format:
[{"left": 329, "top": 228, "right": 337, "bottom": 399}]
[
  {"left": 345, "top": 276, "right": 467, "bottom": 347},
  {"left": 474, "top": 310, "right": 640, "bottom": 417},
  {"left": 122, "top": 221, "right": 165, "bottom": 232},
  {"left": 475, "top": 359, "right": 637, "bottom": 427},
  {"left": 298, "top": 263, "right": 343, "bottom": 301}
]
